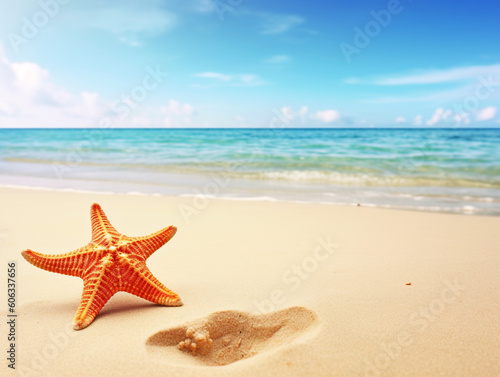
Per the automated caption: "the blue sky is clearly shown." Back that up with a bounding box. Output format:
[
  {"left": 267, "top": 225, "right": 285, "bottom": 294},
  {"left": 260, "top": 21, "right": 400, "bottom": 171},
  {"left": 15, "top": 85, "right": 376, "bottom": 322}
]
[{"left": 0, "top": 0, "right": 499, "bottom": 127}]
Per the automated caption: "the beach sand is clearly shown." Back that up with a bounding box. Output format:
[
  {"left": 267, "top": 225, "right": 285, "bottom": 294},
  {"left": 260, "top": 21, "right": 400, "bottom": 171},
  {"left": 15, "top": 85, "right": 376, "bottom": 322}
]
[{"left": 1, "top": 186, "right": 499, "bottom": 376}]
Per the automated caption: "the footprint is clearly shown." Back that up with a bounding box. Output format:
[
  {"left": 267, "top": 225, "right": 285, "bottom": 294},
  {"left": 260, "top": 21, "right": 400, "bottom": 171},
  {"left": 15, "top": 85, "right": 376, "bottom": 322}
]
[{"left": 146, "top": 306, "right": 319, "bottom": 366}]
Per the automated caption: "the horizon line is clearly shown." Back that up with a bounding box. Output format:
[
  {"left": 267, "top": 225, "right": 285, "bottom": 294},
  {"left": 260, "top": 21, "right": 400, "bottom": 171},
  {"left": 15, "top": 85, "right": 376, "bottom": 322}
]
[{"left": 1, "top": 127, "right": 500, "bottom": 130}]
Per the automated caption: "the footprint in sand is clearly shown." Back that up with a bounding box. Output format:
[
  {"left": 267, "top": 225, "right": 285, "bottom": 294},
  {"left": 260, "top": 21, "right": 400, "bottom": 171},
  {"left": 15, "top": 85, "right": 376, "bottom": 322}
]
[{"left": 146, "top": 306, "right": 319, "bottom": 366}]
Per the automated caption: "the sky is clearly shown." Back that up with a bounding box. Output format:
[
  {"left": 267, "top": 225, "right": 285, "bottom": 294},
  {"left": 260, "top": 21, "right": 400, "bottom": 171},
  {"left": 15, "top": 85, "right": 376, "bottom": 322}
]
[{"left": 0, "top": 0, "right": 499, "bottom": 128}]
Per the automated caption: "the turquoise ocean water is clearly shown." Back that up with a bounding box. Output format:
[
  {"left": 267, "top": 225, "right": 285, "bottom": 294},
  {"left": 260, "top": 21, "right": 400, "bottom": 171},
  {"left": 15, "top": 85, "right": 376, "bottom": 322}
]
[{"left": 1, "top": 128, "right": 499, "bottom": 216}]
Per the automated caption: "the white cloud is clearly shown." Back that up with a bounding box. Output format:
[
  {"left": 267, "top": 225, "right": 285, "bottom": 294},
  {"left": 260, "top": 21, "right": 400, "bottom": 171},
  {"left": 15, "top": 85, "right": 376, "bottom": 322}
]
[
  {"left": 426, "top": 108, "right": 449, "bottom": 126},
  {"left": 345, "top": 64, "right": 500, "bottom": 86},
  {"left": 195, "top": 72, "right": 232, "bottom": 81},
  {"left": 476, "top": 106, "right": 497, "bottom": 121},
  {"left": 275, "top": 105, "right": 308, "bottom": 124},
  {"left": 10, "top": 61, "right": 76, "bottom": 106},
  {"left": 426, "top": 108, "right": 443, "bottom": 126},
  {"left": 395, "top": 116, "right": 406, "bottom": 123},
  {"left": 265, "top": 55, "right": 291, "bottom": 63},
  {"left": 11, "top": 62, "right": 48, "bottom": 93},
  {"left": 0, "top": 43, "right": 108, "bottom": 127},
  {"left": 193, "top": 72, "right": 265, "bottom": 87},
  {"left": 413, "top": 115, "right": 422, "bottom": 126},
  {"left": 161, "top": 99, "right": 194, "bottom": 127},
  {"left": 313, "top": 109, "right": 340, "bottom": 123}
]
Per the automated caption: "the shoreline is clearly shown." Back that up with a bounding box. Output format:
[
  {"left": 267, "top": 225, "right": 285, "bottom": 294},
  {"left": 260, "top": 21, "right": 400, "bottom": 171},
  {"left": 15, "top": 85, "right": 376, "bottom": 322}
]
[{"left": 1, "top": 182, "right": 498, "bottom": 218}]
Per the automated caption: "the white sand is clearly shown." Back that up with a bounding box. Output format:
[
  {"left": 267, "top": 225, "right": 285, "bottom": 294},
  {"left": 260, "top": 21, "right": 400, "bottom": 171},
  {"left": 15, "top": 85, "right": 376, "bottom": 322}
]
[{"left": 1, "top": 186, "right": 499, "bottom": 376}]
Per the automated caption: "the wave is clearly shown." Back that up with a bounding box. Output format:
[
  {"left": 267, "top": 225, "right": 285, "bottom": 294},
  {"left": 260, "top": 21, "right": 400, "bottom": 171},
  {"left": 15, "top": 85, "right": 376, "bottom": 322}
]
[
  {"left": 234, "top": 170, "right": 500, "bottom": 188},
  {"left": 3, "top": 156, "right": 500, "bottom": 189}
]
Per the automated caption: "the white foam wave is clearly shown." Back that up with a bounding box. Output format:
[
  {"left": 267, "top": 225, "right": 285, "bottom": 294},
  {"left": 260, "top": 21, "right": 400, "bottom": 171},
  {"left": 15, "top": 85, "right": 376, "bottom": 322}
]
[{"left": 250, "top": 170, "right": 497, "bottom": 188}]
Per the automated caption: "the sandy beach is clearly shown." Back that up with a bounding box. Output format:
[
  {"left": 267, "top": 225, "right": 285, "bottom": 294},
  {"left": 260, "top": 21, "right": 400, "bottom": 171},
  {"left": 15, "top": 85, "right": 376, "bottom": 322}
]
[{"left": 1, "top": 186, "right": 499, "bottom": 376}]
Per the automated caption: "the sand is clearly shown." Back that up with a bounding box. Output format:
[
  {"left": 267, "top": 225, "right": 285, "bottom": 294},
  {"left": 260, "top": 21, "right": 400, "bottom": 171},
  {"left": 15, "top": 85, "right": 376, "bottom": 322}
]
[{"left": 0, "top": 186, "right": 499, "bottom": 376}]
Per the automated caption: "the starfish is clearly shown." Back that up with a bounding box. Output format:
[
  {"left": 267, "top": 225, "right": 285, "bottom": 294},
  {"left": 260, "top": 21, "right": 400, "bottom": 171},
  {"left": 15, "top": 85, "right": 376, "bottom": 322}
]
[{"left": 21, "top": 203, "right": 182, "bottom": 330}]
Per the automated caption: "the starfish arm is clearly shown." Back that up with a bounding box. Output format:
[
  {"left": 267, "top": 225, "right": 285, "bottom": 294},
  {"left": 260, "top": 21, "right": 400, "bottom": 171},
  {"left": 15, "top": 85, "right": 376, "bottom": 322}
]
[
  {"left": 73, "top": 261, "right": 118, "bottom": 330},
  {"left": 126, "top": 225, "right": 177, "bottom": 260},
  {"left": 90, "top": 203, "right": 121, "bottom": 244},
  {"left": 121, "top": 260, "right": 182, "bottom": 307},
  {"left": 21, "top": 246, "right": 95, "bottom": 278}
]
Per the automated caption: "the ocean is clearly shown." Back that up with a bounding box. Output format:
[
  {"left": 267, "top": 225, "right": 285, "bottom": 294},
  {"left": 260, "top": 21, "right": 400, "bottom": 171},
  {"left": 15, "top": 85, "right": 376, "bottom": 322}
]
[{"left": 1, "top": 128, "right": 499, "bottom": 216}]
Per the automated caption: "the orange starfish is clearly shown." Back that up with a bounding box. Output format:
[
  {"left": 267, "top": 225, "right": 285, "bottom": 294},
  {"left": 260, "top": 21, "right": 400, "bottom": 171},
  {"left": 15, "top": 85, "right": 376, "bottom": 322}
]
[{"left": 21, "top": 203, "right": 182, "bottom": 330}]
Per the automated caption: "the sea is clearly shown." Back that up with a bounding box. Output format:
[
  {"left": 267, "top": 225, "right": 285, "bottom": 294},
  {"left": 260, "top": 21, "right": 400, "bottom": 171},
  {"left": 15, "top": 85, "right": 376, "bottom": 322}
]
[{"left": 1, "top": 128, "right": 499, "bottom": 216}]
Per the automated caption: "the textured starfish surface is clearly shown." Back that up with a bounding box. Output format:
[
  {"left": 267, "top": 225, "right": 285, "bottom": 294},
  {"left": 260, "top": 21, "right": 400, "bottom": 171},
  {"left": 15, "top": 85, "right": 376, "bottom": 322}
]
[{"left": 22, "top": 203, "right": 182, "bottom": 330}]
